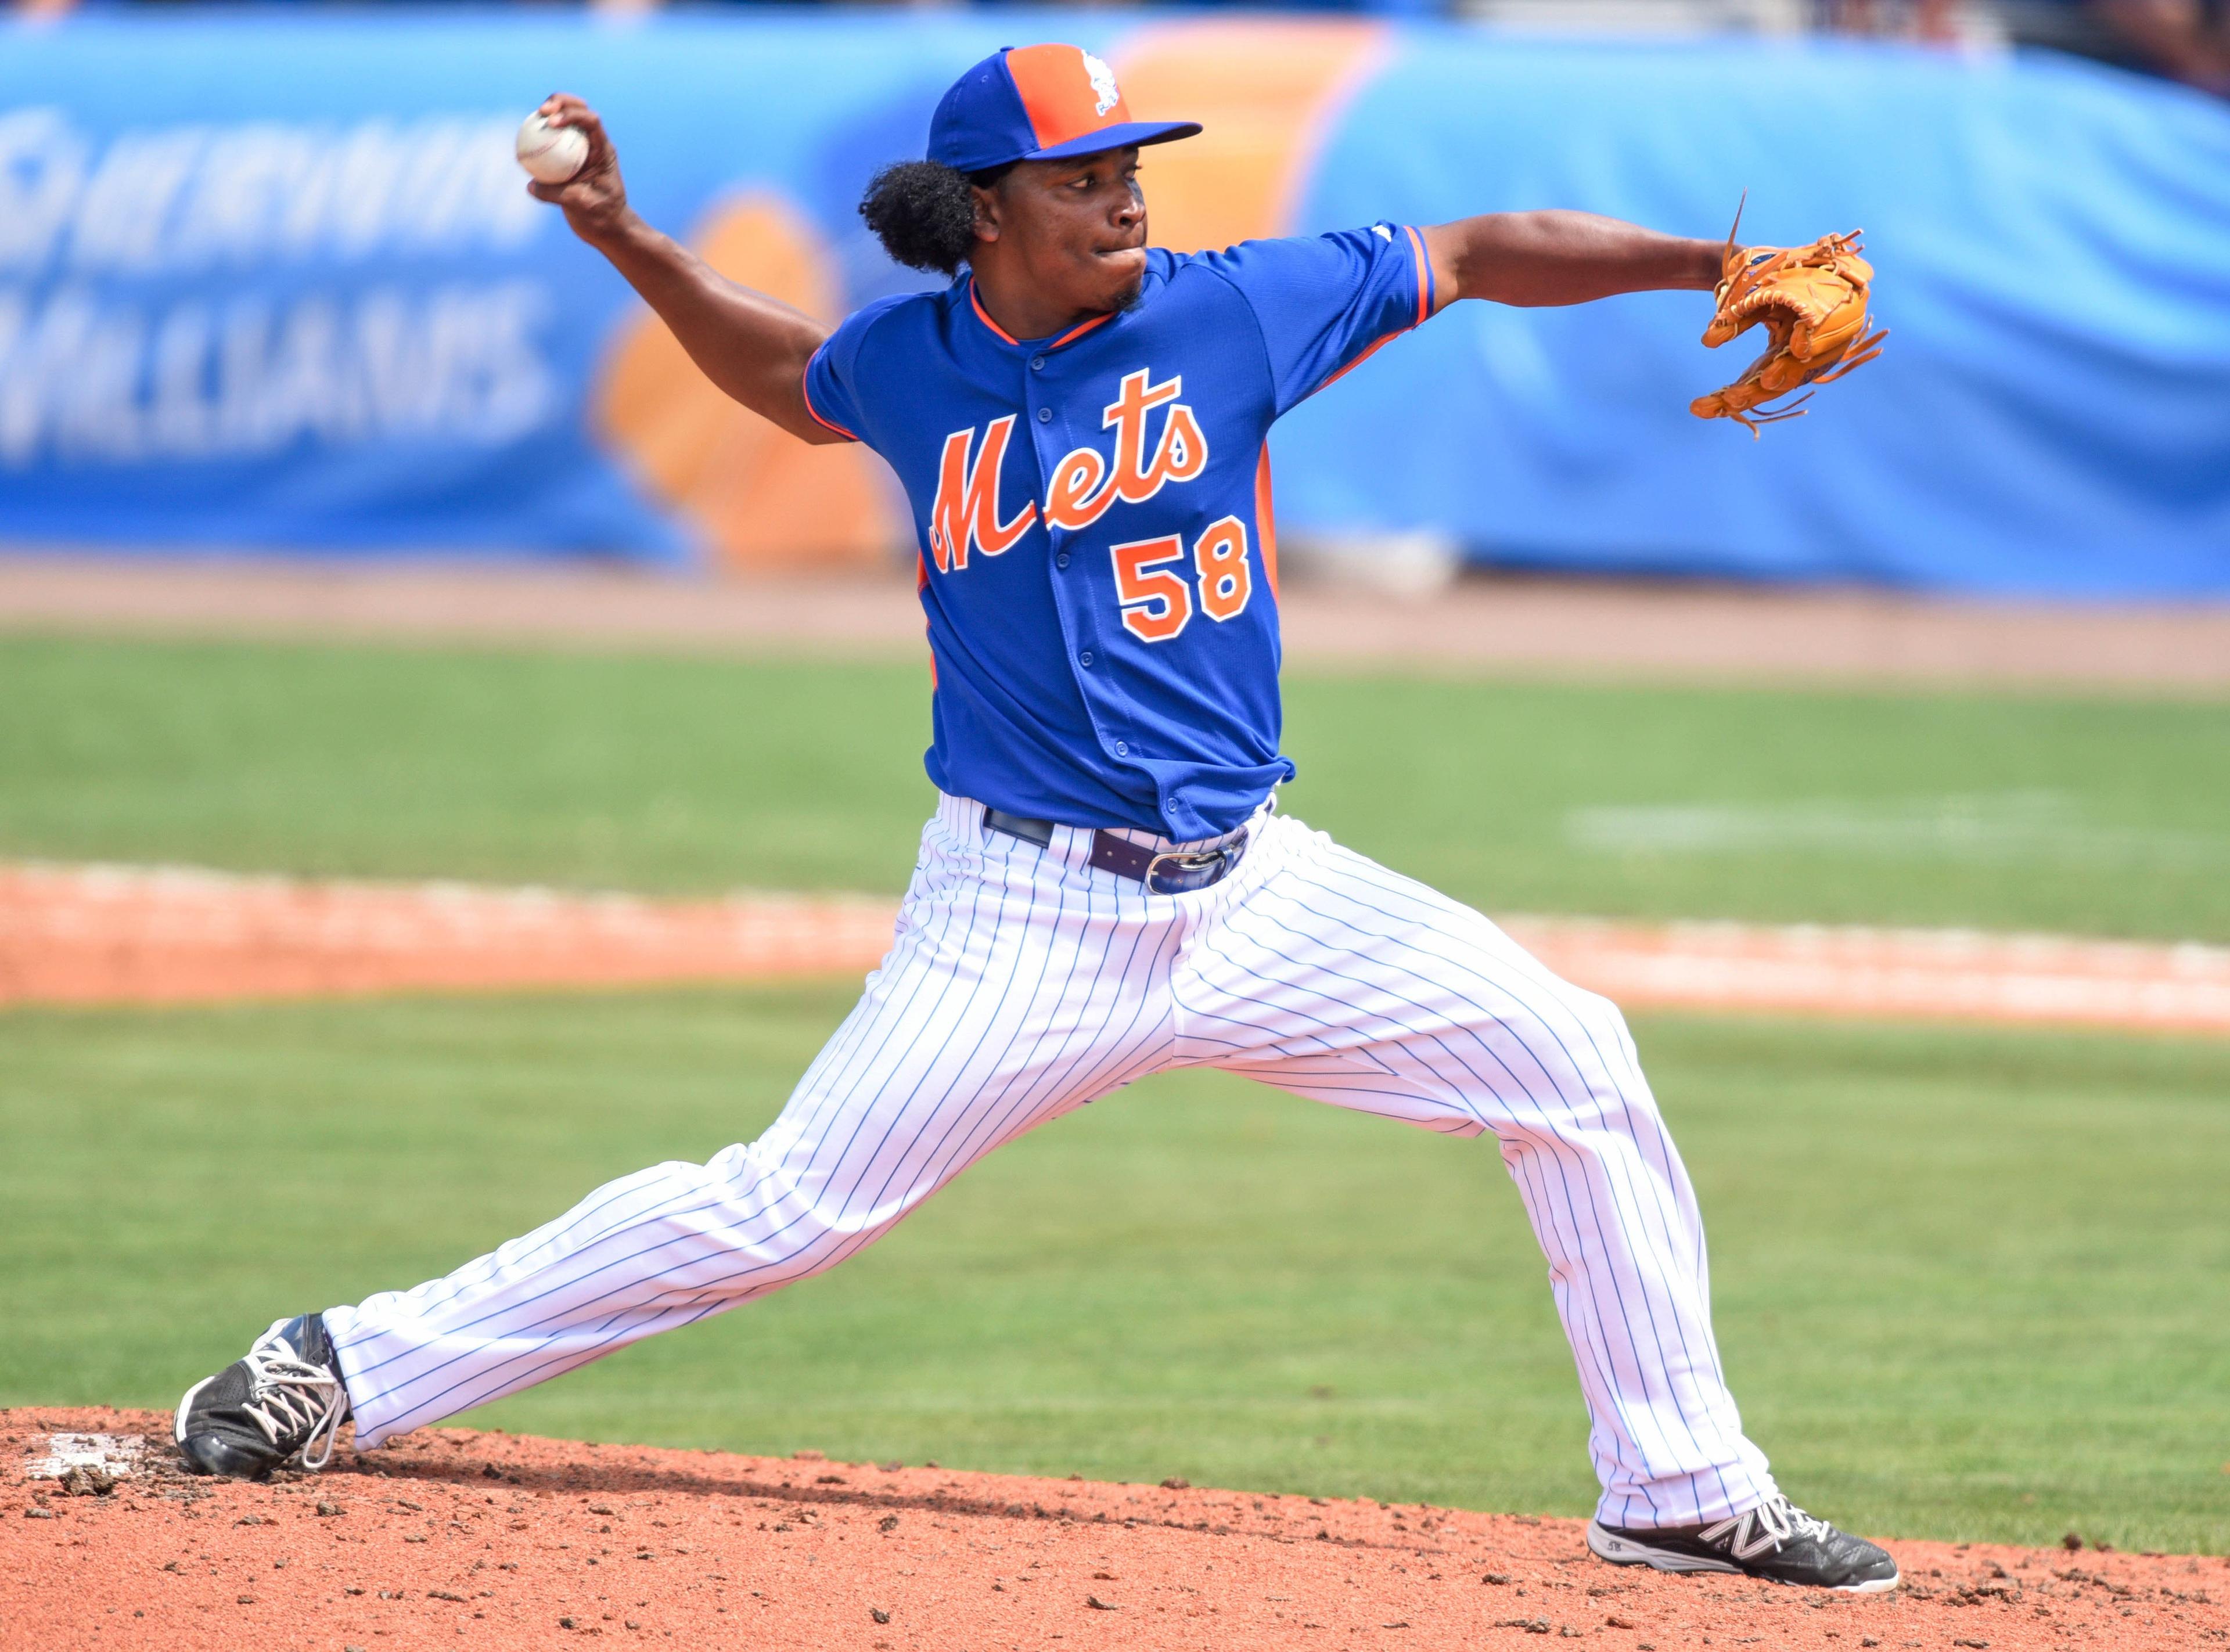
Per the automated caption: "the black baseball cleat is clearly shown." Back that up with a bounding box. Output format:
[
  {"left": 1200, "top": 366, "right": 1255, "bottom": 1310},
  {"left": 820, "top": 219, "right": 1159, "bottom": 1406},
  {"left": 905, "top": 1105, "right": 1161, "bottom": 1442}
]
[
  {"left": 174, "top": 1314, "right": 353, "bottom": 1480},
  {"left": 1588, "top": 1493, "right": 1900, "bottom": 1592}
]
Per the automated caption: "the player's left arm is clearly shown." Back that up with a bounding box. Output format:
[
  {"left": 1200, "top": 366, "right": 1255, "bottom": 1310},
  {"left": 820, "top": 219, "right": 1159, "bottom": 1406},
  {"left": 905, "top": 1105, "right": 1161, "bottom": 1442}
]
[{"left": 1420, "top": 213, "right": 1722, "bottom": 311}]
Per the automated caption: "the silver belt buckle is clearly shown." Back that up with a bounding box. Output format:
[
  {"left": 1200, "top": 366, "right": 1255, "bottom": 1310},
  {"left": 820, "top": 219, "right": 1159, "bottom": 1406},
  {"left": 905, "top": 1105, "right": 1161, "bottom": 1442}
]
[{"left": 1145, "top": 827, "right": 1247, "bottom": 895}]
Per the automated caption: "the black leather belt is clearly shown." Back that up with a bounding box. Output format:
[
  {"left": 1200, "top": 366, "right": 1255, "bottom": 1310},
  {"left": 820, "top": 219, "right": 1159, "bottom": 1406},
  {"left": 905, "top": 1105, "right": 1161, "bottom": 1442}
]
[{"left": 984, "top": 806, "right": 1248, "bottom": 895}]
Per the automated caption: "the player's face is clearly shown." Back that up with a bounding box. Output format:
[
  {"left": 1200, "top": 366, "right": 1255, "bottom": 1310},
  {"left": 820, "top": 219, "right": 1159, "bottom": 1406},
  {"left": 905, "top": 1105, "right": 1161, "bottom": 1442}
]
[{"left": 981, "top": 147, "right": 1148, "bottom": 315}]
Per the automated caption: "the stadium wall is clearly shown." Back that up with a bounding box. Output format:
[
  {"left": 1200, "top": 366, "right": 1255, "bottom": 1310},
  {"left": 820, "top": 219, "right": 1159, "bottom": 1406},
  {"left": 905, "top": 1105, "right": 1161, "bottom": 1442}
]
[{"left": 1, "top": 11, "right": 2225, "bottom": 596}]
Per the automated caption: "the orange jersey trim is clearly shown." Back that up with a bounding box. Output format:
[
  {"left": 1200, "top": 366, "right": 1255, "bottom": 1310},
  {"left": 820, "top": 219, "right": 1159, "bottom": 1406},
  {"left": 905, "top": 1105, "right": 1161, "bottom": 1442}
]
[
  {"left": 798, "top": 351, "right": 858, "bottom": 441},
  {"left": 1048, "top": 311, "right": 1117, "bottom": 350},
  {"left": 1254, "top": 446, "right": 1280, "bottom": 602},
  {"left": 970, "top": 281, "right": 1116, "bottom": 354},
  {"left": 1311, "top": 227, "right": 1435, "bottom": 398},
  {"left": 1315, "top": 330, "right": 1397, "bottom": 396},
  {"left": 1403, "top": 224, "right": 1436, "bottom": 322},
  {"left": 968, "top": 282, "right": 1021, "bottom": 345}
]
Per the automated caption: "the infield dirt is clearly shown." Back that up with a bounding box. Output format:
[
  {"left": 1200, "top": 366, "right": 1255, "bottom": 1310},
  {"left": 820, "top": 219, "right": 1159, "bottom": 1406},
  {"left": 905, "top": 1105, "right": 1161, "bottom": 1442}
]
[
  {"left": 8, "top": 859, "right": 2228, "bottom": 1035},
  {"left": 7, "top": 1408, "right": 2224, "bottom": 1652}
]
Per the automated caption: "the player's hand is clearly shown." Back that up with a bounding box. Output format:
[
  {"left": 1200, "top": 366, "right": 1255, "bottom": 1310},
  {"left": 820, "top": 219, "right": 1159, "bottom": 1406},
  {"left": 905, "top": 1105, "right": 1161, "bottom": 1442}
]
[{"left": 527, "top": 93, "right": 632, "bottom": 246}]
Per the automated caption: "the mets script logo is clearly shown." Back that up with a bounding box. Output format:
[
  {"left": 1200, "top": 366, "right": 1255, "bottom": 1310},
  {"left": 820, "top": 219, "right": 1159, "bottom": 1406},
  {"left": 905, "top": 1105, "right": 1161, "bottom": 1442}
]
[
  {"left": 926, "top": 368, "right": 1206, "bottom": 573},
  {"left": 1083, "top": 53, "right": 1121, "bottom": 117}
]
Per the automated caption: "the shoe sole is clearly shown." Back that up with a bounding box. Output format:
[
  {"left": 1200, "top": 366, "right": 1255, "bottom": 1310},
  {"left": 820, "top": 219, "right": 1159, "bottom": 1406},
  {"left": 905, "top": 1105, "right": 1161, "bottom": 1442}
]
[{"left": 1587, "top": 1520, "right": 1900, "bottom": 1594}]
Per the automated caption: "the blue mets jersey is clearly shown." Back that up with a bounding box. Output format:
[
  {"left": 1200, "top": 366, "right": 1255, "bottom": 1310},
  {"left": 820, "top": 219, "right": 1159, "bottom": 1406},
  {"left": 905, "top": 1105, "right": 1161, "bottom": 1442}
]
[{"left": 803, "top": 224, "right": 1434, "bottom": 840}]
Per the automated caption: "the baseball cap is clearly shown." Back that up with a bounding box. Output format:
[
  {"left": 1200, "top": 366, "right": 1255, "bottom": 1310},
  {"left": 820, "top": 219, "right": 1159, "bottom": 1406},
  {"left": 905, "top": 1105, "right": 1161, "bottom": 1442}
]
[{"left": 928, "top": 44, "right": 1202, "bottom": 174}]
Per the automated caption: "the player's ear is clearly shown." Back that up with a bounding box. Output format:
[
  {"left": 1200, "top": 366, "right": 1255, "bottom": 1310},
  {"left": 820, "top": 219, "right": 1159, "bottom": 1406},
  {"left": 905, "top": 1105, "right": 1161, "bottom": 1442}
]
[{"left": 969, "top": 180, "right": 1002, "bottom": 246}]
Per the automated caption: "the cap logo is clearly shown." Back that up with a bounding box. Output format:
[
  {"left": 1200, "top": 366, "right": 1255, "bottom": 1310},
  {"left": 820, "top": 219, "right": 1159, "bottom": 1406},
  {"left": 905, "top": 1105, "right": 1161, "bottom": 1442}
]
[
  {"left": 931, "top": 43, "right": 1196, "bottom": 170},
  {"left": 1082, "top": 52, "right": 1121, "bottom": 118}
]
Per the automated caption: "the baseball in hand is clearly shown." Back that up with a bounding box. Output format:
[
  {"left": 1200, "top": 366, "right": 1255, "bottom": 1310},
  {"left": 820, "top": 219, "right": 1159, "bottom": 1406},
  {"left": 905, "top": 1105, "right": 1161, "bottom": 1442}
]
[{"left": 516, "top": 112, "right": 589, "bottom": 185}]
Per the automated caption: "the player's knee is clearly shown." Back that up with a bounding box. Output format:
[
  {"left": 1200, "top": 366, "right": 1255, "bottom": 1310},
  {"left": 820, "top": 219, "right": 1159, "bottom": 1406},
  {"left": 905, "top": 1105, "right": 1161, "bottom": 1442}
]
[{"left": 1551, "top": 978, "right": 1631, "bottom": 1049}]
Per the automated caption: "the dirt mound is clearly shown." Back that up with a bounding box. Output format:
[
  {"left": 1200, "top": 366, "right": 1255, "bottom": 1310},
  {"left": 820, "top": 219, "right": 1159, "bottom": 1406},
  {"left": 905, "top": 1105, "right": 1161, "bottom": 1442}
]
[{"left": 5, "top": 1407, "right": 2222, "bottom": 1651}]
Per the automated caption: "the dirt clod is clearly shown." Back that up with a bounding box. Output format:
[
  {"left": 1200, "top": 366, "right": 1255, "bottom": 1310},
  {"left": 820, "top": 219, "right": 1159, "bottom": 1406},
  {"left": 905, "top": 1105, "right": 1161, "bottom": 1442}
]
[
  {"left": 869, "top": 1607, "right": 890, "bottom": 1624},
  {"left": 1160, "top": 1477, "right": 1189, "bottom": 1491}
]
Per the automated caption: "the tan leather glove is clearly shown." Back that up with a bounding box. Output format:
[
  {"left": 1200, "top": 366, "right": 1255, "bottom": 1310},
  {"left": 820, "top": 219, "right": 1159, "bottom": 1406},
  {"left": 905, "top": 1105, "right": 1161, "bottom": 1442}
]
[{"left": 1691, "top": 205, "right": 1886, "bottom": 437}]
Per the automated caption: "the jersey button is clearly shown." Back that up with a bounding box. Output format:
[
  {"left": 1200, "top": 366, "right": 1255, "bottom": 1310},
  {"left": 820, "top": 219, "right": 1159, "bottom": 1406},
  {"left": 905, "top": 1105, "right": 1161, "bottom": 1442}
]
[
  {"left": 1030, "top": 356, "right": 1046, "bottom": 371},
  {"left": 1078, "top": 650, "right": 1094, "bottom": 668},
  {"left": 1114, "top": 740, "right": 1128, "bottom": 755},
  {"left": 1055, "top": 552, "right": 1070, "bottom": 568},
  {"left": 1037, "top": 407, "right": 1052, "bottom": 423}
]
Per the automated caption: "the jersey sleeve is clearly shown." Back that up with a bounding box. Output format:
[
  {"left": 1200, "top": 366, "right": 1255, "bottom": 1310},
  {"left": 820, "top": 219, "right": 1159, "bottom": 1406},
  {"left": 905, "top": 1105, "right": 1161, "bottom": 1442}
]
[
  {"left": 1196, "top": 224, "right": 1436, "bottom": 416},
  {"left": 800, "top": 311, "right": 871, "bottom": 443}
]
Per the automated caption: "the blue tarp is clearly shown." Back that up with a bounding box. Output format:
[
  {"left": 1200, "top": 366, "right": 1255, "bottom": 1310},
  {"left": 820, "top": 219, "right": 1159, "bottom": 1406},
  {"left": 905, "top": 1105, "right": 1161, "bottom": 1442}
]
[
  {"left": 2, "top": 12, "right": 2225, "bottom": 595},
  {"left": 1287, "top": 31, "right": 2230, "bottom": 596}
]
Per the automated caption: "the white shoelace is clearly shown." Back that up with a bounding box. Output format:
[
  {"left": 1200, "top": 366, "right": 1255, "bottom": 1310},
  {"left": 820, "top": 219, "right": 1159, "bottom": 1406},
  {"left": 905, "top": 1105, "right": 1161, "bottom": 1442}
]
[
  {"left": 1699, "top": 1494, "right": 1835, "bottom": 1561},
  {"left": 242, "top": 1325, "right": 351, "bottom": 1472}
]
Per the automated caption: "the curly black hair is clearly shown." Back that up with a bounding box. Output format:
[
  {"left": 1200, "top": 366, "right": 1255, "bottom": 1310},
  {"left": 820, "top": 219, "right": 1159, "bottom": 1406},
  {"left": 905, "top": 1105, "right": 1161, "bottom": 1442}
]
[{"left": 858, "top": 159, "right": 1014, "bottom": 276}]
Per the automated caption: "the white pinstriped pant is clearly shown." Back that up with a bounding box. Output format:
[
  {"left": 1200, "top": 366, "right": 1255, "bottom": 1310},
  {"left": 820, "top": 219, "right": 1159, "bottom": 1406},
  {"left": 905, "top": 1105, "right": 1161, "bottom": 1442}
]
[{"left": 323, "top": 791, "right": 1776, "bottom": 1529}]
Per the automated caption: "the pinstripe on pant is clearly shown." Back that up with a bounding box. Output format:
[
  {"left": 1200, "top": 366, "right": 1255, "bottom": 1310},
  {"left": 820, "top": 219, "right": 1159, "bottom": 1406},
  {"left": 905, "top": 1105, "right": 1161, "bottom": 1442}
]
[{"left": 321, "top": 790, "right": 1775, "bottom": 1528}]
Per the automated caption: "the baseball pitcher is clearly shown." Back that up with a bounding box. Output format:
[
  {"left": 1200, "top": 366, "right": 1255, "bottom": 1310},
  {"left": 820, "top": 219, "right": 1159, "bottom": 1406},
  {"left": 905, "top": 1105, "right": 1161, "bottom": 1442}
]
[{"left": 177, "top": 45, "right": 1896, "bottom": 1593}]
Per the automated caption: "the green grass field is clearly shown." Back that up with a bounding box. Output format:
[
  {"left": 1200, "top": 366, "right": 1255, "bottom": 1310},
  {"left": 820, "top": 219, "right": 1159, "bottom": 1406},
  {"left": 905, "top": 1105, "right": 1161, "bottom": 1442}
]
[
  {"left": 3, "top": 634, "right": 2227, "bottom": 937},
  {"left": 1, "top": 633, "right": 2225, "bottom": 1550}
]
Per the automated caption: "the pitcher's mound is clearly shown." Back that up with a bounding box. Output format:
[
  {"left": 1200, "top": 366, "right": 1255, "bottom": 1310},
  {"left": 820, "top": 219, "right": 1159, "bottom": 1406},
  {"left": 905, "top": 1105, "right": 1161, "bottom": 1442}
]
[{"left": 5, "top": 1408, "right": 2220, "bottom": 1650}]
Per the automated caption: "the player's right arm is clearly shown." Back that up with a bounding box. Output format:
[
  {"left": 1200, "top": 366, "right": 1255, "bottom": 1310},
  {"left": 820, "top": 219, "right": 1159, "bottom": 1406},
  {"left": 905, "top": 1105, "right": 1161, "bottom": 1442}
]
[{"left": 528, "top": 94, "right": 846, "bottom": 446}]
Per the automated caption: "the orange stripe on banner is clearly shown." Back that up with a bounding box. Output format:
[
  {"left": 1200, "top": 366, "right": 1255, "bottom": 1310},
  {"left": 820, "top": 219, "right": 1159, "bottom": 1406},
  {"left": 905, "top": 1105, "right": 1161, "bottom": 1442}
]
[
  {"left": 592, "top": 191, "right": 894, "bottom": 572},
  {"left": 1254, "top": 447, "right": 1280, "bottom": 601},
  {"left": 1110, "top": 20, "right": 1391, "bottom": 255},
  {"left": 4, "top": 862, "right": 2227, "bottom": 1033}
]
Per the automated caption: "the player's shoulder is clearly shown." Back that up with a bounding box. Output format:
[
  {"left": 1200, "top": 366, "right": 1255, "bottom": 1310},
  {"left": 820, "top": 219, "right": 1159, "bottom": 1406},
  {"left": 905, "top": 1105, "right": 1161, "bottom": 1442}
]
[
  {"left": 1172, "top": 224, "right": 1409, "bottom": 284},
  {"left": 822, "top": 279, "right": 965, "bottom": 370}
]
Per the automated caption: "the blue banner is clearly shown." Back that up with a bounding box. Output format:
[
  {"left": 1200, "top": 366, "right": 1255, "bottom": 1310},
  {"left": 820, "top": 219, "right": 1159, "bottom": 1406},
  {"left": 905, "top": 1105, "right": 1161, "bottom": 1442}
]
[
  {"left": 2, "top": 12, "right": 2225, "bottom": 595},
  {"left": 1285, "top": 30, "right": 2230, "bottom": 597}
]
